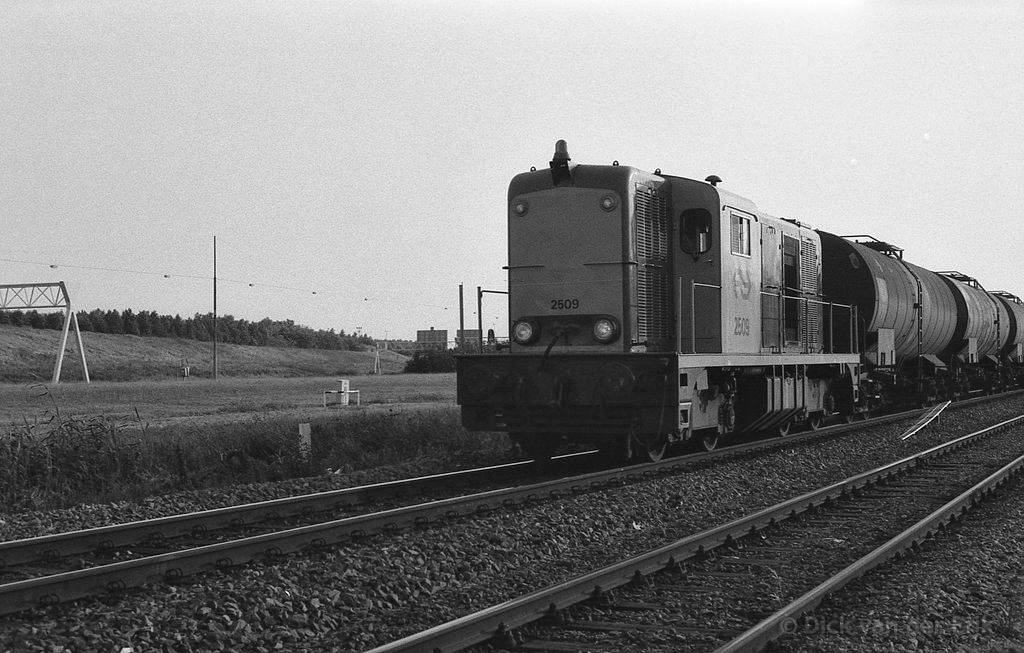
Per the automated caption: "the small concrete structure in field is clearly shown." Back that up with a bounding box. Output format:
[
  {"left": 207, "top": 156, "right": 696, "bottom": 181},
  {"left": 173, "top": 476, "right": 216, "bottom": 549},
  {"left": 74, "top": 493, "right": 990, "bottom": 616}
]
[{"left": 323, "top": 379, "right": 360, "bottom": 408}]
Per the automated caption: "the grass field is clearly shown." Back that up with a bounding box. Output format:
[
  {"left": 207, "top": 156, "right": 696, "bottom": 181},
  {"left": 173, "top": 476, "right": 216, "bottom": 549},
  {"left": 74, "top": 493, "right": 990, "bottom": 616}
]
[
  {"left": 1, "top": 374, "right": 456, "bottom": 426},
  {"left": 0, "top": 326, "right": 481, "bottom": 511},
  {"left": 0, "top": 372, "right": 492, "bottom": 511},
  {"left": 0, "top": 324, "right": 408, "bottom": 382}
]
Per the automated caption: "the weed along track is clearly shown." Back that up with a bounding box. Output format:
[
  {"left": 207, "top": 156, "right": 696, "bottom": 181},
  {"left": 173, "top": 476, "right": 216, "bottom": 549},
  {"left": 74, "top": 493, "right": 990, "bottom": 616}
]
[
  {"left": 0, "top": 398, "right": 486, "bottom": 515},
  {"left": 370, "top": 415, "right": 1024, "bottom": 653}
]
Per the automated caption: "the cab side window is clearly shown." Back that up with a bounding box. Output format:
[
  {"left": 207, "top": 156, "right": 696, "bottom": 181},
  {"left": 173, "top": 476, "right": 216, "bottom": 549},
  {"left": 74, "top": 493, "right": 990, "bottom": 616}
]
[
  {"left": 730, "top": 213, "right": 751, "bottom": 256},
  {"left": 680, "top": 208, "right": 712, "bottom": 255}
]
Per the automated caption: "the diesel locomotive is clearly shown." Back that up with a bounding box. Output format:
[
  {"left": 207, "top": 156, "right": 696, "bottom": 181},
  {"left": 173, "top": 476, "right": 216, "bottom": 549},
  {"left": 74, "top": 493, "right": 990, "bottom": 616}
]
[{"left": 456, "top": 141, "right": 1024, "bottom": 462}]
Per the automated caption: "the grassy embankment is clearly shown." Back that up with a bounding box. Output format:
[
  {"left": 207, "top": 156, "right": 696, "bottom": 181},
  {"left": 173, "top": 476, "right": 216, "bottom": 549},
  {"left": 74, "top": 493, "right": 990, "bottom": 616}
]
[
  {"left": 0, "top": 326, "right": 507, "bottom": 511},
  {"left": 0, "top": 323, "right": 408, "bottom": 381}
]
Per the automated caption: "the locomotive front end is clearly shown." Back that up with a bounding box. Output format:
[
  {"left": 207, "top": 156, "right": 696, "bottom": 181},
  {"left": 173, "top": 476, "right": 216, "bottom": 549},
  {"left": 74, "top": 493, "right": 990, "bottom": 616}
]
[{"left": 457, "top": 141, "right": 677, "bottom": 461}]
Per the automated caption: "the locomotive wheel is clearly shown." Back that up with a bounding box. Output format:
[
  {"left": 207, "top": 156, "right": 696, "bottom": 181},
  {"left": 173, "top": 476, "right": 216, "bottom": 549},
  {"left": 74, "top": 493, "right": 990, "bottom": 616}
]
[
  {"left": 699, "top": 431, "right": 720, "bottom": 451},
  {"left": 634, "top": 433, "right": 668, "bottom": 463},
  {"left": 609, "top": 432, "right": 669, "bottom": 464},
  {"left": 776, "top": 421, "right": 791, "bottom": 437},
  {"left": 809, "top": 414, "right": 824, "bottom": 431}
]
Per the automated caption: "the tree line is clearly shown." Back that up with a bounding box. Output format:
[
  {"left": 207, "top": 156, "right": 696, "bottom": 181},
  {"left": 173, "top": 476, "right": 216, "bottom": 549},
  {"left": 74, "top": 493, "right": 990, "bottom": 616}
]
[{"left": 0, "top": 308, "right": 374, "bottom": 350}]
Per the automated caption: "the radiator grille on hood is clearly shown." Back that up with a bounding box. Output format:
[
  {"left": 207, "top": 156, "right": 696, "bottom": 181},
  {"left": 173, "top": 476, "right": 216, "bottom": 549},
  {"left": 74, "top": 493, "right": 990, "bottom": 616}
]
[{"left": 635, "top": 186, "right": 670, "bottom": 343}]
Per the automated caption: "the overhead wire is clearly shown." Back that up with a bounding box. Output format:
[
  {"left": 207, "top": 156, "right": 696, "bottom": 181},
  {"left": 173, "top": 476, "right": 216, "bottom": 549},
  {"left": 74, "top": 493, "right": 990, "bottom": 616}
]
[{"left": 0, "top": 256, "right": 454, "bottom": 312}]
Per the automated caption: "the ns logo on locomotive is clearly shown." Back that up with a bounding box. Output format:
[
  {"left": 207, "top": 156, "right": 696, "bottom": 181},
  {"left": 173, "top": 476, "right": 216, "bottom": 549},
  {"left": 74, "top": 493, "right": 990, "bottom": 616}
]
[{"left": 457, "top": 141, "right": 1024, "bottom": 463}]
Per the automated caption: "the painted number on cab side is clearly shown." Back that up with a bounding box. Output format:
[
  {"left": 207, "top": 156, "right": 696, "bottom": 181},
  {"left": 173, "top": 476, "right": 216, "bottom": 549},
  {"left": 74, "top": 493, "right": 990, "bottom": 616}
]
[
  {"left": 550, "top": 298, "right": 580, "bottom": 310},
  {"left": 734, "top": 317, "right": 751, "bottom": 336}
]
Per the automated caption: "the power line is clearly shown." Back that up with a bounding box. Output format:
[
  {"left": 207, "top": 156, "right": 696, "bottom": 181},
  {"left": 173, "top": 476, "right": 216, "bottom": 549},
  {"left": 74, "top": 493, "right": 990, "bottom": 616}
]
[
  {"left": 0, "top": 256, "right": 454, "bottom": 311},
  {"left": 0, "top": 256, "right": 319, "bottom": 292}
]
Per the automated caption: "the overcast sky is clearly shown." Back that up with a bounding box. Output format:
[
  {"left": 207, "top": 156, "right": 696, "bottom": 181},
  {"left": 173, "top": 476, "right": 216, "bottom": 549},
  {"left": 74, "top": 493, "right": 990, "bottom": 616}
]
[{"left": 2, "top": 0, "right": 1022, "bottom": 340}]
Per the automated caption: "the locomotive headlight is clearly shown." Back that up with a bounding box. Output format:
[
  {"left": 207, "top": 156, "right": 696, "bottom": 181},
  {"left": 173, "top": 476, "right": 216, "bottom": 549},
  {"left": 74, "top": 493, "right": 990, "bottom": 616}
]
[
  {"left": 512, "top": 320, "right": 540, "bottom": 345},
  {"left": 599, "top": 195, "right": 617, "bottom": 212},
  {"left": 592, "top": 317, "right": 620, "bottom": 343},
  {"left": 513, "top": 200, "right": 529, "bottom": 216}
]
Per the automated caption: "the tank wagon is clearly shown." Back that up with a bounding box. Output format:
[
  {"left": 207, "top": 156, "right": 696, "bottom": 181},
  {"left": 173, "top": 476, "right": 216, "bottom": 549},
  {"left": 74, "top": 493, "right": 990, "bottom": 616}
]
[
  {"left": 456, "top": 142, "right": 1022, "bottom": 461},
  {"left": 820, "top": 236, "right": 1024, "bottom": 408}
]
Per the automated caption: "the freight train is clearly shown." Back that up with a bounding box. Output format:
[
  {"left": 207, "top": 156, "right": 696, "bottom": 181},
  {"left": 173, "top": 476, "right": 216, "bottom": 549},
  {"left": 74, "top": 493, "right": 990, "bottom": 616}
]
[{"left": 456, "top": 141, "right": 1024, "bottom": 462}]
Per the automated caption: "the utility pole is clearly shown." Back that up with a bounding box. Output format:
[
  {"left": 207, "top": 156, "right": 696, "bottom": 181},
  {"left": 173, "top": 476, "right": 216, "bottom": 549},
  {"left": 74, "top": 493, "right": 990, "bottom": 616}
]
[
  {"left": 477, "top": 287, "right": 508, "bottom": 351},
  {"left": 213, "top": 235, "right": 218, "bottom": 380},
  {"left": 458, "top": 283, "right": 465, "bottom": 352}
]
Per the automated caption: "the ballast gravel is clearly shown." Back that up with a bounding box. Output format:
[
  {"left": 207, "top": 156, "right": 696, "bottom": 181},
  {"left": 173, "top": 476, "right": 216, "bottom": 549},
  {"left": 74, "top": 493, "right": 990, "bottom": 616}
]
[
  {"left": 3, "top": 398, "right": 1024, "bottom": 652},
  {"left": 507, "top": 421, "right": 1024, "bottom": 652},
  {"left": 0, "top": 455, "right": 517, "bottom": 542},
  {"left": 774, "top": 463, "right": 1024, "bottom": 652}
]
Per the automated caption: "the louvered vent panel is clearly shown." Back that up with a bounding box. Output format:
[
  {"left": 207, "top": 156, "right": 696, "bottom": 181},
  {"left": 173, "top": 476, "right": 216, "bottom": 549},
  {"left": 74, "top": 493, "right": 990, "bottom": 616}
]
[
  {"left": 801, "top": 238, "right": 822, "bottom": 349},
  {"left": 635, "top": 187, "right": 670, "bottom": 343}
]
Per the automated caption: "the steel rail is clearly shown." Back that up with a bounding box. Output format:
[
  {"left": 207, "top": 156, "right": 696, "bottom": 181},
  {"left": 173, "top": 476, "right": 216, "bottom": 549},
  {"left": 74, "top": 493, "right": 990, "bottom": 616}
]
[
  {"left": 0, "top": 416, "right": 887, "bottom": 616},
  {"left": 0, "top": 450, "right": 599, "bottom": 569},
  {"left": 5, "top": 388, "right": 1016, "bottom": 569},
  {"left": 715, "top": 445, "right": 1024, "bottom": 652},
  {"left": 365, "top": 413, "right": 1024, "bottom": 653},
  {"left": 0, "top": 404, "right": 930, "bottom": 570},
  {"left": 0, "top": 391, "right": 1017, "bottom": 616}
]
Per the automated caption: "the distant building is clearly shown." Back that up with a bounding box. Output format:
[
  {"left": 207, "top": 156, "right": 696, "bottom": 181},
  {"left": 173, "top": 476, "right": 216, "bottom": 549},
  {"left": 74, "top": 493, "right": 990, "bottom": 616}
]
[
  {"left": 456, "top": 329, "right": 482, "bottom": 349},
  {"left": 416, "top": 327, "right": 448, "bottom": 349}
]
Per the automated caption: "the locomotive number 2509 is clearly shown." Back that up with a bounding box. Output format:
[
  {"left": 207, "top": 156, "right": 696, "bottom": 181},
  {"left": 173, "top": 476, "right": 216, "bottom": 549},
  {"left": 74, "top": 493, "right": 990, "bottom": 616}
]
[{"left": 550, "top": 298, "right": 580, "bottom": 310}]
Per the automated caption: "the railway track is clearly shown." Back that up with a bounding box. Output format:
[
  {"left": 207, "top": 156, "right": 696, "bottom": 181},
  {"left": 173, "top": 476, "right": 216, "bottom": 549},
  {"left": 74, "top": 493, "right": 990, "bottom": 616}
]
[
  {"left": 367, "top": 413, "right": 1024, "bottom": 652},
  {"left": 0, "top": 391, "right": 1018, "bottom": 619}
]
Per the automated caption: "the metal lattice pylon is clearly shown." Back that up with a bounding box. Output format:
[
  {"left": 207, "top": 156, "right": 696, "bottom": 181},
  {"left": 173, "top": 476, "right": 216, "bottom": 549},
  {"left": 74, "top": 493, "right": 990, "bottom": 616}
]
[{"left": 0, "top": 281, "right": 90, "bottom": 383}]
